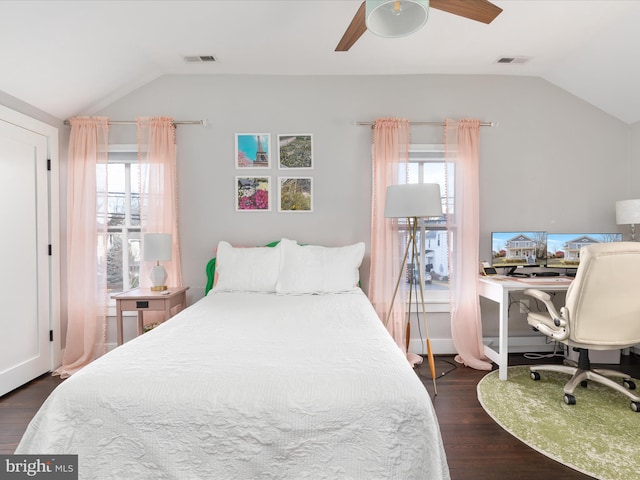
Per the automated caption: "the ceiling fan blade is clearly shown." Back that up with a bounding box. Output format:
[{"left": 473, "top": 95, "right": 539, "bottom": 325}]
[
  {"left": 335, "top": 0, "right": 501, "bottom": 52},
  {"left": 430, "top": 0, "right": 502, "bottom": 24},
  {"left": 335, "top": 1, "right": 367, "bottom": 52}
]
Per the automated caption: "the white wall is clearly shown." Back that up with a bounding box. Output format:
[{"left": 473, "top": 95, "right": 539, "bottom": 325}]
[
  {"left": 84, "top": 73, "right": 632, "bottom": 351},
  {"left": 0, "top": 90, "right": 63, "bottom": 129},
  {"left": 629, "top": 121, "right": 640, "bottom": 198}
]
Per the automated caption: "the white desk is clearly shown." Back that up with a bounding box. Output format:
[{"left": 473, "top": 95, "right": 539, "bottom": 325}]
[{"left": 478, "top": 275, "right": 573, "bottom": 380}]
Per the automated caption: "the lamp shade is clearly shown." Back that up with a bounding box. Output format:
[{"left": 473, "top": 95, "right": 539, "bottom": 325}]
[
  {"left": 143, "top": 233, "right": 172, "bottom": 262},
  {"left": 384, "top": 183, "right": 443, "bottom": 218},
  {"left": 365, "top": 0, "right": 429, "bottom": 38},
  {"left": 616, "top": 199, "right": 640, "bottom": 225}
]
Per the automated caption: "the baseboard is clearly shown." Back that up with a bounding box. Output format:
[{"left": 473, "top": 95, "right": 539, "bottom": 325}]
[
  {"left": 483, "top": 336, "right": 559, "bottom": 354},
  {"left": 410, "top": 336, "right": 558, "bottom": 357},
  {"left": 409, "top": 338, "right": 457, "bottom": 356}
]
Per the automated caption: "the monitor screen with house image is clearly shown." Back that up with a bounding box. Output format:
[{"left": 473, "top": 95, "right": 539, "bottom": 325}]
[
  {"left": 491, "top": 231, "right": 548, "bottom": 269},
  {"left": 546, "top": 233, "right": 623, "bottom": 268}
]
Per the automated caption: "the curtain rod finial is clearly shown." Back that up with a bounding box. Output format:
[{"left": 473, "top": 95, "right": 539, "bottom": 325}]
[{"left": 202, "top": 119, "right": 210, "bottom": 128}]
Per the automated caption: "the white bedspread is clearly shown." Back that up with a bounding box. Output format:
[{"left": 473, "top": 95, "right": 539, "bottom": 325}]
[{"left": 17, "top": 291, "right": 450, "bottom": 479}]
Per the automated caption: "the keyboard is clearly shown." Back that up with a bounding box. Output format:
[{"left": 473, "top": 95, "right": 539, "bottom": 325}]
[{"left": 533, "top": 271, "right": 560, "bottom": 277}]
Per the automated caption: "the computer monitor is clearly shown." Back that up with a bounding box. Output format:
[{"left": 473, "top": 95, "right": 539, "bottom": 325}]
[
  {"left": 546, "top": 233, "right": 623, "bottom": 268},
  {"left": 491, "top": 231, "right": 548, "bottom": 271}
]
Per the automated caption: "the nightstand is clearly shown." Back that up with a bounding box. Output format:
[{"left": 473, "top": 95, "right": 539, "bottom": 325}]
[{"left": 111, "top": 286, "right": 189, "bottom": 345}]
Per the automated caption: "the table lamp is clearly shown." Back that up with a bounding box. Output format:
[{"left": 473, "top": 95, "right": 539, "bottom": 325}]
[
  {"left": 384, "top": 183, "right": 443, "bottom": 393},
  {"left": 144, "top": 233, "right": 172, "bottom": 291},
  {"left": 615, "top": 199, "right": 640, "bottom": 241}
]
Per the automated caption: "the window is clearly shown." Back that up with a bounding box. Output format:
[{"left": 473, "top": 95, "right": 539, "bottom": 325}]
[
  {"left": 99, "top": 146, "right": 141, "bottom": 297},
  {"left": 398, "top": 145, "right": 453, "bottom": 301}
]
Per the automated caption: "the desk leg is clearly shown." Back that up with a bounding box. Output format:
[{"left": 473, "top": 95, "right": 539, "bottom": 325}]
[
  {"left": 497, "top": 289, "right": 510, "bottom": 380},
  {"left": 116, "top": 303, "right": 123, "bottom": 346}
]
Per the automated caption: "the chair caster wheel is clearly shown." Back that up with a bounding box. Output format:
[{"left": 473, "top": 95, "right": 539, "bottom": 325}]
[
  {"left": 631, "top": 401, "right": 640, "bottom": 412},
  {"left": 623, "top": 379, "right": 636, "bottom": 390},
  {"left": 530, "top": 371, "right": 540, "bottom": 381},
  {"left": 580, "top": 380, "right": 588, "bottom": 388},
  {"left": 564, "top": 394, "right": 576, "bottom": 405}
]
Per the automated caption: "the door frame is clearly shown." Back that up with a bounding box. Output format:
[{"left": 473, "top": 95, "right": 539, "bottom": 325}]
[{"left": 0, "top": 104, "right": 60, "bottom": 371}]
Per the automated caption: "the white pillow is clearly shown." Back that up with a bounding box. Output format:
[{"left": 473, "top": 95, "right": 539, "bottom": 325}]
[
  {"left": 212, "top": 241, "right": 280, "bottom": 293},
  {"left": 276, "top": 238, "right": 365, "bottom": 294}
]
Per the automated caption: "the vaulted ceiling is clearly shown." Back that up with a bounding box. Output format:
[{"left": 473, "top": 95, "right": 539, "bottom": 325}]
[{"left": 2, "top": 1, "right": 640, "bottom": 123}]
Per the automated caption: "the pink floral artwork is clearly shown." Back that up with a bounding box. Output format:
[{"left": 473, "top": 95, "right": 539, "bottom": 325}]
[{"left": 236, "top": 176, "right": 270, "bottom": 211}]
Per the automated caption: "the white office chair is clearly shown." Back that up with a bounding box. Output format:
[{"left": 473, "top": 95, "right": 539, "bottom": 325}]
[{"left": 524, "top": 242, "right": 640, "bottom": 412}]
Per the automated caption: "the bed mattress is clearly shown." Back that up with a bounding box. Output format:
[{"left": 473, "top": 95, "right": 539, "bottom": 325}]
[{"left": 17, "top": 290, "right": 449, "bottom": 479}]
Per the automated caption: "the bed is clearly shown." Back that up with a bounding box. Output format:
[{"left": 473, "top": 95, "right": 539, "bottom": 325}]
[{"left": 17, "top": 238, "right": 450, "bottom": 479}]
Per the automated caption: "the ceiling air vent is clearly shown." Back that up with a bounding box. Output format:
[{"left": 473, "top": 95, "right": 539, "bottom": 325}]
[
  {"left": 184, "top": 55, "right": 217, "bottom": 63},
  {"left": 496, "top": 56, "right": 531, "bottom": 64}
]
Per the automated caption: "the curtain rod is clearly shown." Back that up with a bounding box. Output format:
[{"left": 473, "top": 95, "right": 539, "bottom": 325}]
[
  {"left": 357, "top": 121, "right": 496, "bottom": 127},
  {"left": 63, "top": 119, "right": 207, "bottom": 126}
]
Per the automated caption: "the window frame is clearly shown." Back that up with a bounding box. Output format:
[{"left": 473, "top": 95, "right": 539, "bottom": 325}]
[
  {"left": 405, "top": 144, "right": 451, "bottom": 309},
  {"left": 105, "top": 144, "right": 141, "bottom": 309}
]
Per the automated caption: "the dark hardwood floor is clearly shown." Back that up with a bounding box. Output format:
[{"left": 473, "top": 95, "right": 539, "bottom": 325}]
[
  {"left": 419, "top": 352, "right": 640, "bottom": 480},
  {"left": 0, "top": 372, "right": 64, "bottom": 455},
  {"left": 2, "top": 353, "right": 639, "bottom": 479}
]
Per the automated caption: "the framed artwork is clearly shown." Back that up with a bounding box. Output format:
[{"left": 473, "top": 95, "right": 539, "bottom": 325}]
[
  {"left": 236, "top": 176, "right": 271, "bottom": 211},
  {"left": 277, "top": 134, "right": 313, "bottom": 169},
  {"left": 236, "top": 133, "right": 271, "bottom": 169},
  {"left": 278, "top": 176, "right": 313, "bottom": 212}
]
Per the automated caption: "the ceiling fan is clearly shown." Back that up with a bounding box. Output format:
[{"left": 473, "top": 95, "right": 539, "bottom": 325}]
[{"left": 336, "top": 0, "right": 503, "bottom": 51}]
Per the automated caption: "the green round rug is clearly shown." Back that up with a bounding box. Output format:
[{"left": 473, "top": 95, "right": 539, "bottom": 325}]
[{"left": 477, "top": 365, "right": 640, "bottom": 480}]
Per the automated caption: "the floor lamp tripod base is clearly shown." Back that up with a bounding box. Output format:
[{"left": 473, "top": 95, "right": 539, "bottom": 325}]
[{"left": 385, "top": 217, "right": 438, "bottom": 395}]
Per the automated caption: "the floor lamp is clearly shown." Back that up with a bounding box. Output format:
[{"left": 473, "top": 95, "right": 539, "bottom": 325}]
[{"left": 384, "top": 183, "right": 443, "bottom": 394}]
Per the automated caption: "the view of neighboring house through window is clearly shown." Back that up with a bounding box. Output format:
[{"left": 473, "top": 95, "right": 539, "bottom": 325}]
[
  {"left": 97, "top": 147, "right": 141, "bottom": 297},
  {"left": 398, "top": 145, "right": 452, "bottom": 300}
]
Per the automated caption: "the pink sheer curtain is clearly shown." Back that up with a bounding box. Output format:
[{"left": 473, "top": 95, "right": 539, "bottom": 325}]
[
  {"left": 137, "top": 117, "right": 182, "bottom": 293},
  {"left": 445, "top": 119, "right": 492, "bottom": 370},
  {"left": 368, "top": 118, "right": 422, "bottom": 366},
  {"left": 55, "top": 117, "right": 109, "bottom": 378}
]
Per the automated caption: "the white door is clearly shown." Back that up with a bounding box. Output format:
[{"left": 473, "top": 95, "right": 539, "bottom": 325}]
[{"left": 0, "top": 118, "right": 52, "bottom": 397}]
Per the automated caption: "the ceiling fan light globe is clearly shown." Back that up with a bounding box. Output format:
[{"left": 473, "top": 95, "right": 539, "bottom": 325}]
[{"left": 365, "top": 0, "right": 429, "bottom": 38}]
